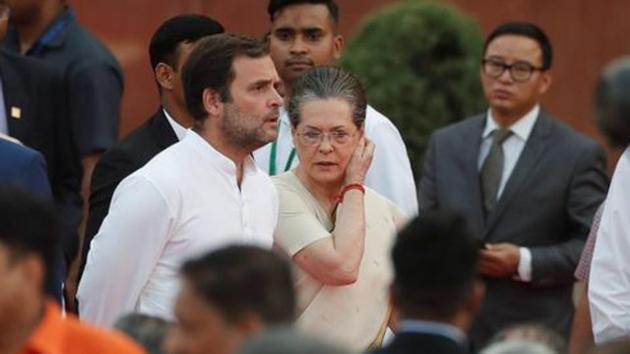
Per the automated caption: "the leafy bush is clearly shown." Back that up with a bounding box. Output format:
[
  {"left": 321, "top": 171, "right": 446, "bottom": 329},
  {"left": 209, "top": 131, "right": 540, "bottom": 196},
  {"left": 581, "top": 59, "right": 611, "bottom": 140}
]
[{"left": 341, "top": 0, "right": 486, "bottom": 172}]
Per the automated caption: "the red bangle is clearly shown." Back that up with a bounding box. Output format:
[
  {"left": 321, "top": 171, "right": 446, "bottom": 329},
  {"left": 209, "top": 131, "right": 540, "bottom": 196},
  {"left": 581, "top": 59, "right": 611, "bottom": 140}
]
[{"left": 333, "top": 183, "right": 365, "bottom": 203}]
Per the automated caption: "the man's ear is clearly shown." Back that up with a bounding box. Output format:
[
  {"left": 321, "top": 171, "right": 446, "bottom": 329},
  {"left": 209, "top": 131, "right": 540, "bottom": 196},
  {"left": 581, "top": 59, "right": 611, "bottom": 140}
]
[
  {"left": 332, "top": 34, "right": 344, "bottom": 61},
  {"left": 202, "top": 88, "right": 223, "bottom": 119},
  {"left": 464, "top": 279, "right": 485, "bottom": 316},
  {"left": 19, "top": 255, "right": 45, "bottom": 292},
  {"left": 234, "top": 312, "right": 264, "bottom": 336},
  {"left": 155, "top": 63, "right": 175, "bottom": 91}
]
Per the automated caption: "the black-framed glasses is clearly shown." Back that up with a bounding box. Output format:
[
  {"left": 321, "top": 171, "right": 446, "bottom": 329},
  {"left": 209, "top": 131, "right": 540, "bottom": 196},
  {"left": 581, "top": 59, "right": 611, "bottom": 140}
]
[
  {"left": 482, "top": 58, "right": 545, "bottom": 82},
  {"left": 297, "top": 129, "right": 356, "bottom": 146}
]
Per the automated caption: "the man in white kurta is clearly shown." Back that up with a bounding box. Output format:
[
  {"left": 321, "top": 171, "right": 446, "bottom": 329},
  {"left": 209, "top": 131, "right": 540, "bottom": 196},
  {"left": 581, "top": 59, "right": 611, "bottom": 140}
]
[{"left": 77, "top": 34, "right": 283, "bottom": 327}]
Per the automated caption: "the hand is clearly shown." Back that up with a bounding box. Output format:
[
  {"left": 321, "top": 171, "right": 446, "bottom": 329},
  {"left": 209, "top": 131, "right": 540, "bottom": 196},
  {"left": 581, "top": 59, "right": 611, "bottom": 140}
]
[
  {"left": 344, "top": 137, "right": 374, "bottom": 185},
  {"left": 479, "top": 243, "right": 520, "bottom": 278}
]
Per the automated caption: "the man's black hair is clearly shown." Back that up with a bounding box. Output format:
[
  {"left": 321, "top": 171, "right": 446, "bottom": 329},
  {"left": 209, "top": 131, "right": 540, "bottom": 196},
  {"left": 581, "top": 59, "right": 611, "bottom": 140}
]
[
  {"left": 0, "top": 186, "right": 58, "bottom": 279},
  {"left": 392, "top": 210, "right": 479, "bottom": 319},
  {"left": 182, "top": 33, "right": 268, "bottom": 121},
  {"left": 181, "top": 245, "right": 295, "bottom": 325},
  {"left": 267, "top": 0, "right": 339, "bottom": 24},
  {"left": 149, "top": 14, "right": 224, "bottom": 70},
  {"left": 483, "top": 21, "right": 553, "bottom": 70}
]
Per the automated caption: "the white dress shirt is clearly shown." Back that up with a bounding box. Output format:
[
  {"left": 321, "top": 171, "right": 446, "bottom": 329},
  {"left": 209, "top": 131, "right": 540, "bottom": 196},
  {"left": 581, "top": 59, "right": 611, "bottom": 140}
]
[
  {"left": 478, "top": 105, "right": 540, "bottom": 282},
  {"left": 253, "top": 104, "right": 418, "bottom": 217},
  {"left": 589, "top": 146, "right": 630, "bottom": 343},
  {"left": 77, "top": 130, "right": 278, "bottom": 327},
  {"left": 163, "top": 108, "right": 188, "bottom": 141}
]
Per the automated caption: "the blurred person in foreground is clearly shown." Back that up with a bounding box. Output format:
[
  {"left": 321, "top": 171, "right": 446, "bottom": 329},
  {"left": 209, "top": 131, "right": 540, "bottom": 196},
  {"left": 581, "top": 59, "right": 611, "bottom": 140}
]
[
  {"left": 272, "top": 65, "right": 406, "bottom": 350},
  {"left": 488, "top": 323, "right": 566, "bottom": 354},
  {"left": 114, "top": 313, "right": 171, "bottom": 354},
  {"left": 588, "top": 57, "right": 630, "bottom": 344},
  {"left": 0, "top": 186, "right": 144, "bottom": 354},
  {"left": 238, "top": 327, "right": 353, "bottom": 354},
  {"left": 163, "top": 245, "right": 295, "bottom": 354},
  {"left": 373, "top": 211, "right": 484, "bottom": 354}
]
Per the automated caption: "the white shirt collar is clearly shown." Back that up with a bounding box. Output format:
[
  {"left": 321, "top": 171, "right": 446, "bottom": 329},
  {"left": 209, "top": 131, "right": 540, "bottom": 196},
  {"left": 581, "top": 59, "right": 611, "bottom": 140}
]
[
  {"left": 184, "top": 130, "right": 258, "bottom": 178},
  {"left": 483, "top": 105, "right": 540, "bottom": 141},
  {"left": 163, "top": 108, "right": 188, "bottom": 141}
]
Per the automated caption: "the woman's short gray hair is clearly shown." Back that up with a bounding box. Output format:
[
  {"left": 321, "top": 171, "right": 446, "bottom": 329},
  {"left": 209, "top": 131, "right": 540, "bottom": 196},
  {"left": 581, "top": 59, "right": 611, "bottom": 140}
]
[{"left": 287, "top": 66, "right": 367, "bottom": 128}]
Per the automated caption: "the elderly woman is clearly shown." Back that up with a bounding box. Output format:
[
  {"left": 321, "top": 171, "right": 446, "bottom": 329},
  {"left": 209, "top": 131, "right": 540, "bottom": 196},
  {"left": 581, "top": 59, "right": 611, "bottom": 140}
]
[{"left": 273, "top": 66, "right": 406, "bottom": 350}]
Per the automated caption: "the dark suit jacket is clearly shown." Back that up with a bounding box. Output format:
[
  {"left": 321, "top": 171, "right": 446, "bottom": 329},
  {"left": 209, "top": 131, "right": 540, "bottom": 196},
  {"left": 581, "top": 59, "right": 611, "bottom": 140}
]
[
  {"left": 0, "top": 49, "right": 82, "bottom": 265},
  {"left": 418, "top": 111, "right": 608, "bottom": 347},
  {"left": 0, "top": 138, "right": 65, "bottom": 301},
  {"left": 80, "top": 108, "right": 178, "bottom": 278},
  {"left": 0, "top": 138, "right": 52, "bottom": 198},
  {"left": 373, "top": 332, "right": 467, "bottom": 354}
]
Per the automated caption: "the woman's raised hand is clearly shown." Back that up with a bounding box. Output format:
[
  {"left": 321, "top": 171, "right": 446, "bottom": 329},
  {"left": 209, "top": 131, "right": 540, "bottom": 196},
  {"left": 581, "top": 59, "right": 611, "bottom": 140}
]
[{"left": 344, "top": 137, "right": 375, "bottom": 185}]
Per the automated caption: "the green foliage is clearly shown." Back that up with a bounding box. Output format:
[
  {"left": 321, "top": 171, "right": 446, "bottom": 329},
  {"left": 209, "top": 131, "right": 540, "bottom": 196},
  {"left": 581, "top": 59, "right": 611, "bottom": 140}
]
[{"left": 340, "top": 0, "right": 486, "bottom": 172}]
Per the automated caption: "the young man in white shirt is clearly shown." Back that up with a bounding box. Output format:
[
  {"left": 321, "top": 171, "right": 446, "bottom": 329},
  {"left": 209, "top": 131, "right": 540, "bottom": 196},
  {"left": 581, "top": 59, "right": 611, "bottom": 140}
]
[
  {"left": 253, "top": 0, "right": 418, "bottom": 217},
  {"left": 77, "top": 33, "right": 284, "bottom": 327}
]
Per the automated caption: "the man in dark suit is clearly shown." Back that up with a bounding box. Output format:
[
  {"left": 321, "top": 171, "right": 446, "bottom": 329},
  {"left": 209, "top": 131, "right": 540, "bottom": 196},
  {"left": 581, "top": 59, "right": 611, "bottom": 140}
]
[
  {"left": 79, "top": 15, "right": 224, "bottom": 279},
  {"left": 0, "top": 135, "right": 51, "bottom": 199},
  {"left": 373, "top": 211, "right": 483, "bottom": 354},
  {"left": 417, "top": 22, "right": 608, "bottom": 347},
  {"left": 0, "top": 136, "right": 67, "bottom": 301}
]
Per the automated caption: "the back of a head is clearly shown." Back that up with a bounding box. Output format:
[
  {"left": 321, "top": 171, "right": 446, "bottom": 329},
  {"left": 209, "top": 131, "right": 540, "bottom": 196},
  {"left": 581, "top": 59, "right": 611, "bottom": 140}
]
[
  {"left": 587, "top": 340, "right": 630, "bottom": 354},
  {"left": 182, "top": 33, "right": 268, "bottom": 121},
  {"left": 267, "top": 0, "right": 339, "bottom": 23},
  {"left": 595, "top": 56, "right": 630, "bottom": 147},
  {"left": 149, "top": 14, "right": 224, "bottom": 70},
  {"left": 482, "top": 340, "right": 558, "bottom": 354},
  {"left": 392, "top": 210, "right": 479, "bottom": 320},
  {"left": 181, "top": 245, "right": 295, "bottom": 326},
  {"left": 114, "top": 313, "right": 170, "bottom": 354},
  {"left": 484, "top": 21, "right": 553, "bottom": 70},
  {"left": 0, "top": 186, "right": 57, "bottom": 281},
  {"left": 488, "top": 323, "right": 566, "bottom": 354},
  {"left": 238, "top": 327, "right": 353, "bottom": 354}
]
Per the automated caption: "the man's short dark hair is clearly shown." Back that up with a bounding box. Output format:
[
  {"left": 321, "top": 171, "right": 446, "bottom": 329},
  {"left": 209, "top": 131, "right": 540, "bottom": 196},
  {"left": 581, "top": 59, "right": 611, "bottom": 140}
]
[
  {"left": 267, "top": 0, "right": 339, "bottom": 24},
  {"left": 0, "top": 186, "right": 58, "bottom": 278},
  {"left": 181, "top": 245, "right": 295, "bottom": 325},
  {"left": 182, "top": 33, "right": 269, "bottom": 121},
  {"left": 149, "top": 14, "right": 224, "bottom": 70},
  {"left": 483, "top": 21, "right": 553, "bottom": 70},
  {"left": 392, "top": 210, "right": 479, "bottom": 319}
]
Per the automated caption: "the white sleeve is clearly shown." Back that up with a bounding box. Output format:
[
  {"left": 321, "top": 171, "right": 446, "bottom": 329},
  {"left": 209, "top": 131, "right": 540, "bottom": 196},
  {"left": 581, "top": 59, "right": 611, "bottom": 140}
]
[
  {"left": 364, "top": 115, "right": 418, "bottom": 217},
  {"left": 77, "top": 174, "right": 175, "bottom": 327},
  {"left": 589, "top": 154, "right": 630, "bottom": 343}
]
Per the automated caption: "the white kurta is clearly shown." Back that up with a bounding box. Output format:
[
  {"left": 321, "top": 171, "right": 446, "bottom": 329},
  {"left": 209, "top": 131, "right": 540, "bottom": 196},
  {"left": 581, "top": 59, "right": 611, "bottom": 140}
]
[
  {"left": 589, "top": 146, "right": 630, "bottom": 343},
  {"left": 253, "top": 105, "right": 418, "bottom": 217},
  {"left": 78, "top": 130, "right": 278, "bottom": 327}
]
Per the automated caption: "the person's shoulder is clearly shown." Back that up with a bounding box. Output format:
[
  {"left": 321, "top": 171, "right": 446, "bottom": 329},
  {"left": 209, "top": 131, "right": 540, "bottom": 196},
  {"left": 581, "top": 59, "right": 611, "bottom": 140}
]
[
  {"left": 63, "top": 20, "right": 120, "bottom": 67},
  {"left": 544, "top": 113, "right": 599, "bottom": 147},
  {"left": 62, "top": 315, "right": 144, "bottom": 354},
  {"left": 271, "top": 171, "right": 301, "bottom": 191}
]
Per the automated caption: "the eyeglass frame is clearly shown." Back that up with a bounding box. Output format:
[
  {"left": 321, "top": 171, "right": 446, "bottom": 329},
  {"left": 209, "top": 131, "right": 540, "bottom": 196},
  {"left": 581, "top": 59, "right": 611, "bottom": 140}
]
[
  {"left": 481, "top": 58, "right": 547, "bottom": 82},
  {"left": 295, "top": 128, "right": 359, "bottom": 146}
]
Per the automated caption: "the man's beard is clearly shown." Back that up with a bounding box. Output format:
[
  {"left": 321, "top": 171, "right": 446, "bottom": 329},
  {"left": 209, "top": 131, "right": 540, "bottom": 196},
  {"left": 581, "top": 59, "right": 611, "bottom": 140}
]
[{"left": 220, "top": 104, "right": 277, "bottom": 153}]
